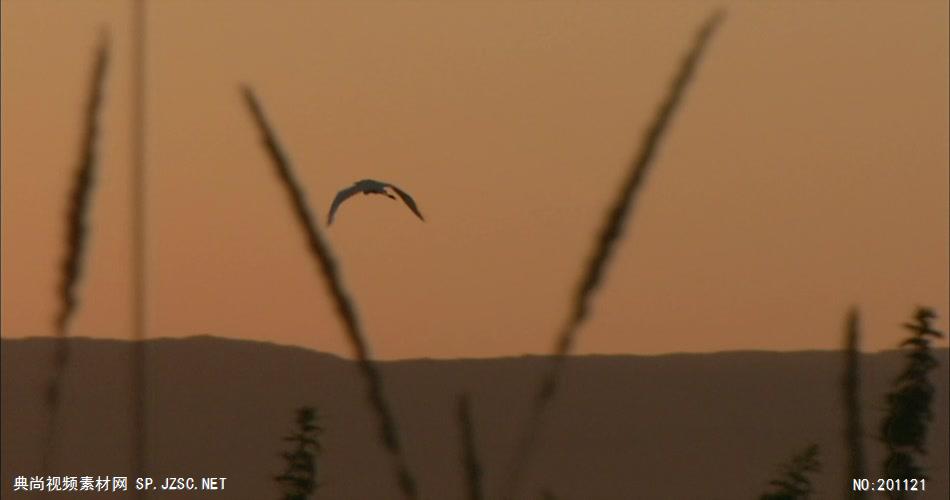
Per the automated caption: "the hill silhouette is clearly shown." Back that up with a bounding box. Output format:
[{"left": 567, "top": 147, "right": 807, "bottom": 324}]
[{"left": 2, "top": 336, "right": 947, "bottom": 499}]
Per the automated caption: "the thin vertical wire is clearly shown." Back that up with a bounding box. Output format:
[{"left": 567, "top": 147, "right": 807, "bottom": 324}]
[{"left": 131, "top": 0, "right": 148, "bottom": 492}]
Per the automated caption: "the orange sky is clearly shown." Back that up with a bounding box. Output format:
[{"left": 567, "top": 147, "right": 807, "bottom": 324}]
[{"left": 2, "top": 1, "right": 948, "bottom": 359}]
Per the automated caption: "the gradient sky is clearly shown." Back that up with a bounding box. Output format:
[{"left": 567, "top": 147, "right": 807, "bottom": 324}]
[{"left": 2, "top": 1, "right": 948, "bottom": 359}]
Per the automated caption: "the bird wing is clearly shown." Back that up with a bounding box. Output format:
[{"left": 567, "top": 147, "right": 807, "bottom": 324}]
[
  {"left": 327, "top": 184, "right": 362, "bottom": 225},
  {"left": 387, "top": 184, "right": 425, "bottom": 221}
]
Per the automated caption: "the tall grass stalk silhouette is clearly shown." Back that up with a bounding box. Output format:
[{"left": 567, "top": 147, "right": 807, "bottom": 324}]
[
  {"left": 241, "top": 86, "right": 418, "bottom": 500},
  {"left": 843, "top": 308, "right": 866, "bottom": 499},
  {"left": 130, "top": 0, "right": 149, "bottom": 489},
  {"left": 44, "top": 33, "right": 110, "bottom": 473},
  {"left": 456, "top": 393, "right": 484, "bottom": 500},
  {"left": 500, "top": 10, "right": 726, "bottom": 498}
]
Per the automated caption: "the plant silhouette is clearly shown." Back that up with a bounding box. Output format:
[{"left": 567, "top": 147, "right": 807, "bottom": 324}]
[
  {"left": 242, "top": 86, "right": 418, "bottom": 499},
  {"left": 45, "top": 32, "right": 110, "bottom": 474},
  {"left": 843, "top": 308, "right": 866, "bottom": 499},
  {"left": 500, "top": 10, "right": 727, "bottom": 499},
  {"left": 275, "top": 406, "right": 322, "bottom": 500},
  {"left": 758, "top": 444, "right": 821, "bottom": 500},
  {"left": 456, "top": 393, "right": 484, "bottom": 500},
  {"left": 880, "top": 307, "right": 945, "bottom": 498}
]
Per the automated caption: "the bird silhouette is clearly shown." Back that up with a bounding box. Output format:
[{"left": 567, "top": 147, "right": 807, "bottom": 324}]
[{"left": 327, "top": 179, "right": 425, "bottom": 225}]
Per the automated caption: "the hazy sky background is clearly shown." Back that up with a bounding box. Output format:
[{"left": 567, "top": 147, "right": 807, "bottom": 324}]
[{"left": 2, "top": 1, "right": 948, "bottom": 359}]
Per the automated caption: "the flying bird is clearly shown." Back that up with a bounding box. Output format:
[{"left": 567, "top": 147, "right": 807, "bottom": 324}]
[{"left": 327, "top": 179, "right": 425, "bottom": 225}]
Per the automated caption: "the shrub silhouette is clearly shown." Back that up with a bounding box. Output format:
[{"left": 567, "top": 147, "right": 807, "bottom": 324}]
[
  {"left": 880, "top": 307, "right": 945, "bottom": 498},
  {"left": 275, "top": 406, "right": 323, "bottom": 500},
  {"left": 758, "top": 444, "right": 821, "bottom": 500}
]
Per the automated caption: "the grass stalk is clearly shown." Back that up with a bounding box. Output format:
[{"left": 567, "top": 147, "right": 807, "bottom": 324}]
[
  {"left": 456, "top": 393, "right": 484, "bottom": 500},
  {"left": 130, "top": 0, "right": 149, "bottom": 489},
  {"left": 43, "top": 33, "right": 110, "bottom": 473},
  {"left": 241, "top": 86, "right": 418, "bottom": 500},
  {"left": 843, "top": 308, "right": 866, "bottom": 499},
  {"left": 500, "top": 10, "right": 726, "bottom": 499}
]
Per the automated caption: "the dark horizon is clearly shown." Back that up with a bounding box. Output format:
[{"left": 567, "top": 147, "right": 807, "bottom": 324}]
[
  {"left": 8, "top": 333, "right": 948, "bottom": 361},
  {"left": 3, "top": 335, "right": 948, "bottom": 499}
]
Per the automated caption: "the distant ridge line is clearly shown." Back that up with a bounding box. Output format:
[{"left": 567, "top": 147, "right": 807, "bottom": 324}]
[{"left": 3, "top": 335, "right": 946, "bottom": 362}]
